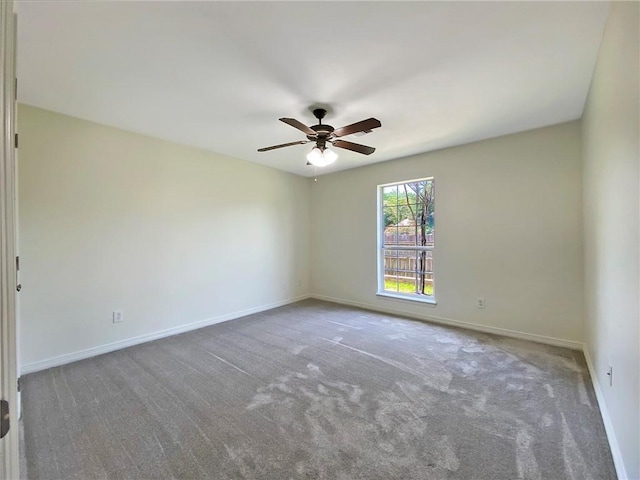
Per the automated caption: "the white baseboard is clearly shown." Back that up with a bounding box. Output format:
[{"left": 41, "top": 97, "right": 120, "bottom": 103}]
[
  {"left": 21, "top": 294, "right": 311, "bottom": 375},
  {"left": 583, "top": 346, "right": 629, "bottom": 480},
  {"left": 24, "top": 292, "right": 582, "bottom": 370},
  {"left": 310, "top": 294, "right": 583, "bottom": 350}
]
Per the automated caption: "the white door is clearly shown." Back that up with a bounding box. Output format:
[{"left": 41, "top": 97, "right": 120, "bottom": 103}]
[{"left": 0, "top": 1, "right": 20, "bottom": 478}]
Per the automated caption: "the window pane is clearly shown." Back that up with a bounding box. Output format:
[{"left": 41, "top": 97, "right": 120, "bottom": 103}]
[
  {"left": 384, "top": 276, "right": 400, "bottom": 293},
  {"left": 395, "top": 209, "right": 415, "bottom": 226},
  {"left": 383, "top": 249, "right": 398, "bottom": 275},
  {"left": 383, "top": 206, "right": 397, "bottom": 230},
  {"left": 382, "top": 185, "right": 398, "bottom": 196},
  {"left": 383, "top": 225, "right": 401, "bottom": 247}
]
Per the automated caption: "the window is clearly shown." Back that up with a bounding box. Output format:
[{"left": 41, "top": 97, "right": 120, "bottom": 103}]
[{"left": 378, "top": 178, "right": 435, "bottom": 303}]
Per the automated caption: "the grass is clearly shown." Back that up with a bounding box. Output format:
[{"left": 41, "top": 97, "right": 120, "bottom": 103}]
[{"left": 384, "top": 278, "right": 434, "bottom": 296}]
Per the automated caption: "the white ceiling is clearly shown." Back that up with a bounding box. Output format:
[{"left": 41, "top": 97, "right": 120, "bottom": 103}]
[{"left": 16, "top": 1, "right": 610, "bottom": 177}]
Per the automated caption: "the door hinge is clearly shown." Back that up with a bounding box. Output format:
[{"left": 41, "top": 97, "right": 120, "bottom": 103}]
[
  {"left": 0, "top": 399, "right": 9, "bottom": 439},
  {"left": 16, "top": 256, "right": 21, "bottom": 292},
  {"left": 17, "top": 377, "right": 22, "bottom": 393},
  {"left": 14, "top": 132, "right": 18, "bottom": 149}
]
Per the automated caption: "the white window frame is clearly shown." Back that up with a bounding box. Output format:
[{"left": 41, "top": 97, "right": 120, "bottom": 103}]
[{"left": 376, "top": 177, "right": 436, "bottom": 305}]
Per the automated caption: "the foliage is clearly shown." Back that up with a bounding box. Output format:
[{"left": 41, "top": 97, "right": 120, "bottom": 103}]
[{"left": 383, "top": 181, "right": 434, "bottom": 233}]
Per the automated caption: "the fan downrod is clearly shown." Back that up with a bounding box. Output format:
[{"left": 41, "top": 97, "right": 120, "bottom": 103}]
[{"left": 313, "top": 108, "right": 327, "bottom": 123}]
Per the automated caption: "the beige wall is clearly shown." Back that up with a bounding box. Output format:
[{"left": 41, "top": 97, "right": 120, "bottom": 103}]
[
  {"left": 18, "top": 104, "right": 310, "bottom": 371},
  {"left": 311, "top": 121, "right": 584, "bottom": 346},
  {"left": 582, "top": 2, "right": 640, "bottom": 479}
]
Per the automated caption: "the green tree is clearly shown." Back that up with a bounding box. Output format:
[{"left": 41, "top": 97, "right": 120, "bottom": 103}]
[{"left": 383, "top": 189, "right": 418, "bottom": 226}]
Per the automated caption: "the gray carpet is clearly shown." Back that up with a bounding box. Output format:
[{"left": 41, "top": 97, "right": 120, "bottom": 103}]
[{"left": 21, "top": 299, "right": 616, "bottom": 479}]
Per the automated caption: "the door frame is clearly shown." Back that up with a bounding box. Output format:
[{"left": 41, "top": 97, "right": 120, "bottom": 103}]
[{"left": 0, "top": 0, "right": 19, "bottom": 478}]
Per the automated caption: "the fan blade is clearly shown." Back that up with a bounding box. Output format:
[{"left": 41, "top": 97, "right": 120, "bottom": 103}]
[
  {"left": 333, "top": 118, "right": 381, "bottom": 137},
  {"left": 258, "top": 140, "right": 309, "bottom": 152},
  {"left": 279, "top": 118, "right": 316, "bottom": 136},
  {"left": 332, "top": 139, "right": 375, "bottom": 155}
]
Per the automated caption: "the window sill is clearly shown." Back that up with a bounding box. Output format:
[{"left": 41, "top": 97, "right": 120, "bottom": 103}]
[{"left": 376, "top": 291, "right": 437, "bottom": 306}]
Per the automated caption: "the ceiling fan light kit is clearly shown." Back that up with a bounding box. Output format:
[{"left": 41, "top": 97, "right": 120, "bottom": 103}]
[
  {"left": 258, "top": 107, "right": 381, "bottom": 167},
  {"left": 306, "top": 146, "right": 338, "bottom": 167}
]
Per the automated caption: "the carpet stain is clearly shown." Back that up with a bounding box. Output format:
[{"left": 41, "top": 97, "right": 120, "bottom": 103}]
[
  {"left": 387, "top": 332, "right": 408, "bottom": 340},
  {"left": 515, "top": 422, "right": 542, "bottom": 480},
  {"left": 544, "top": 383, "right": 555, "bottom": 398},
  {"left": 561, "top": 413, "right": 595, "bottom": 480},
  {"left": 292, "top": 345, "right": 308, "bottom": 355},
  {"left": 577, "top": 374, "right": 593, "bottom": 408},
  {"left": 434, "top": 435, "right": 460, "bottom": 472}
]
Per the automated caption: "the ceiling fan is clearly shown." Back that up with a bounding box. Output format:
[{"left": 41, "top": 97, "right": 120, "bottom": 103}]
[{"left": 258, "top": 108, "right": 381, "bottom": 166}]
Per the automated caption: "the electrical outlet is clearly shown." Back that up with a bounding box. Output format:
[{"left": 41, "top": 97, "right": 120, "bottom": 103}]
[
  {"left": 112, "top": 310, "right": 123, "bottom": 323},
  {"left": 477, "top": 297, "right": 485, "bottom": 309},
  {"left": 607, "top": 365, "right": 613, "bottom": 386}
]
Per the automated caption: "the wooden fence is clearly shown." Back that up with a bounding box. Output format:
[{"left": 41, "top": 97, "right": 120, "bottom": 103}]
[
  {"left": 383, "top": 250, "right": 433, "bottom": 283},
  {"left": 384, "top": 232, "right": 434, "bottom": 246}
]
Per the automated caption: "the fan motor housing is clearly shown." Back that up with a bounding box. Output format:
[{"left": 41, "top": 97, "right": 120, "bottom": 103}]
[{"left": 309, "top": 124, "right": 334, "bottom": 139}]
